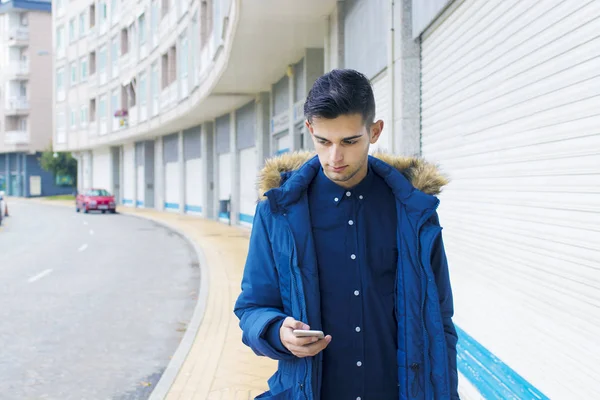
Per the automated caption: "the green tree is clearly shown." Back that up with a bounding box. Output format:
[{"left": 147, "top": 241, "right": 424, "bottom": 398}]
[{"left": 39, "top": 145, "right": 78, "bottom": 187}]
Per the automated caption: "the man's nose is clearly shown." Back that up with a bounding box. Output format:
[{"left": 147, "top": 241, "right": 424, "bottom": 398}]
[{"left": 329, "top": 145, "right": 343, "bottom": 164}]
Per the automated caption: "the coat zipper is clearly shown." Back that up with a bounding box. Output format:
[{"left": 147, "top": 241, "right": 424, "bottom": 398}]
[{"left": 285, "top": 217, "right": 310, "bottom": 400}]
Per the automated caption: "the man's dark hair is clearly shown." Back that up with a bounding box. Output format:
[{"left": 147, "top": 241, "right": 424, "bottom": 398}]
[{"left": 304, "top": 69, "right": 376, "bottom": 126}]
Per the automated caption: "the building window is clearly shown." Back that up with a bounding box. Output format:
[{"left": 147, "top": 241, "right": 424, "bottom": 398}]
[
  {"left": 70, "top": 62, "right": 77, "bottom": 85},
  {"left": 79, "top": 12, "right": 86, "bottom": 37},
  {"left": 89, "top": 51, "right": 97, "bottom": 75},
  {"left": 56, "top": 68, "right": 65, "bottom": 97},
  {"left": 69, "top": 19, "right": 76, "bottom": 43},
  {"left": 80, "top": 56, "right": 88, "bottom": 80},
  {"left": 19, "top": 118, "right": 27, "bottom": 131},
  {"left": 120, "top": 28, "right": 129, "bottom": 55},
  {"left": 70, "top": 108, "right": 77, "bottom": 128},
  {"left": 139, "top": 72, "right": 147, "bottom": 106},
  {"left": 20, "top": 12, "right": 28, "bottom": 26},
  {"left": 180, "top": 34, "right": 188, "bottom": 79},
  {"left": 90, "top": 99, "right": 96, "bottom": 122},
  {"left": 80, "top": 105, "right": 88, "bottom": 126},
  {"left": 99, "top": 95, "right": 107, "bottom": 121},
  {"left": 110, "top": 0, "right": 118, "bottom": 21},
  {"left": 138, "top": 13, "right": 146, "bottom": 45},
  {"left": 57, "top": 112, "right": 65, "bottom": 131},
  {"left": 89, "top": 3, "right": 96, "bottom": 29},
  {"left": 56, "top": 26, "right": 65, "bottom": 57},
  {"left": 98, "top": 46, "right": 107, "bottom": 74}
]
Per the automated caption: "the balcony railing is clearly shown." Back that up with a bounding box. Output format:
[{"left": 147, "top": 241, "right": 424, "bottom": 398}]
[
  {"left": 9, "top": 61, "right": 29, "bottom": 76},
  {"left": 8, "top": 27, "right": 29, "bottom": 42},
  {"left": 5, "top": 96, "right": 29, "bottom": 112},
  {"left": 4, "top": 130, "right": 29, "bottom": 145}
]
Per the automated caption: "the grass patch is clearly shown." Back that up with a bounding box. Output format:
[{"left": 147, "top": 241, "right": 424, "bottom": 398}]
[{"left": 43, "top": 195, "right": 75, "bottom": 201}]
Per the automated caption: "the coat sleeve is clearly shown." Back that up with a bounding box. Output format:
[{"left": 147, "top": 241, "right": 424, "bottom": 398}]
[
  {"left": 430, "top": 213, "right": 459, "bottom": 399},
  {"left": 233, "top": 201, "right": 295, "bottom": 361}
]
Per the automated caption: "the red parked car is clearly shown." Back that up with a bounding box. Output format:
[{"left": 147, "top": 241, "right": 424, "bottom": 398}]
[{"left": 76, "top": 188, "right": 117, "bottom": 214}]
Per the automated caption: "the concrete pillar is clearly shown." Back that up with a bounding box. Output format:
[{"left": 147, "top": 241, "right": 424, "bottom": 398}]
[
  {"left": 119, "top": 146, "right": 125, "bottom": 204},
  {"left": 304, "top": 48, "right": 325, "bottom": 151},
  {"left": 392, "top": 0, "right": 421, "bottom": 157},
  {"left": 201, "top": 121, "right": 214, "bottom": 219},
  {"left": 229, "top": 112, "right": 239, "bottom": 225},
  {"left": 255, "top": 92, "right": 271, "bottom": 169},
  {"left": 211, "top": 120, "right": 220, "bottom": 221},
  {"left": 178, "top": 131, "right": 185, "bottom": 214},
  {"left": 287, "top": 66, "right": 299, "bottom": 152},
  {"left": 132, "top": 144, "right": 138, "bottom": 208},
  {"left": 325, "top": 1, "right": 345, "bottom": 71},
  {"left": 154, "top": 138, "right": 164, "bottom": 210}
]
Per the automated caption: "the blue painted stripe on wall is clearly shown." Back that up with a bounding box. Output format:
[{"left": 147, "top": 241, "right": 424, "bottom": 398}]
[
  {"left": 122, "top": 199, "right": 133, "bottom": 205},
  {"left": 136, "top": 200, "right": 144, "bottom": 207},
  {"left": 275, "top": 148, "right": 289, "bottom": 155},
  {"left": 239, "top": 213, "right": 254, "bottom": 224},
  {"left": 456, "top": 325, "right": 549, "bottom": 400},
  {"left": 164, "top": 202, "right": 179, "bottom": 210},
  {"left": 218, "top": 212, "right": 229, "bottom": 220},
  {"left": 185, "top": 205, "right": 202, "bottom": 213}
]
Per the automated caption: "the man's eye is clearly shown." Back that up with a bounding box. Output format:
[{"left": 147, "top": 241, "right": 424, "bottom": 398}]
[
  {"left": 343, "top": 140, "right": 357, "bottom": 145},
  {"left": 318, "top": 140, "right": 329, "bottom": 145}
]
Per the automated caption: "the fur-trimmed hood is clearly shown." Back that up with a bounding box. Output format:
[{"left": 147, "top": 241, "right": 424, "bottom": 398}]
[{"left": 257, "top": 151, "right": 448, "bottom": 200}]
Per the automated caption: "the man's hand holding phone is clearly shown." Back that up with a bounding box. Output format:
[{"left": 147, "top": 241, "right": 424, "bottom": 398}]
[{"left": 280, "top": 317, "right": 332, "bottom": 358}]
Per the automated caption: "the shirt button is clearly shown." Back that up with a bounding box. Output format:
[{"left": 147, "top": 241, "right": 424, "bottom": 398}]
[
  {"left": 350, "top": 254, "right": 356, "bottom": 260},
  {"left": 357, "top": 397, "right": 362, "bottom": 400},
  {"left": 355, "top": 326, "right": 361, "bottom": 332},
  {"left": 334, "top": 197, "right": 339, "bottom": 202},
  {"left": 348, "top": 220, "right": 354, "bottom": 225},
  {"left": 346, "top": 191, "right": 351, "bottom": 197},
  {"left": 359, "top": 195, "right": 363, "bottom": 200},
  {"left": 354, "top": 290, "right": 360, "bottom": 296},
  {"left": 357, "top": 361, "right": 362, "bottom": 367}
]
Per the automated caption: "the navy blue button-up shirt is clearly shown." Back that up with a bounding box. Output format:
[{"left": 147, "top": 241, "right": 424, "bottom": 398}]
[{"left": 308, "top": 166, "right": 399, "bottom": 400}]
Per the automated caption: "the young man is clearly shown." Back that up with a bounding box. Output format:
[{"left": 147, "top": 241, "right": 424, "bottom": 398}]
[{"left": 234, "top": 69, "right": 459, "bottom": 400}]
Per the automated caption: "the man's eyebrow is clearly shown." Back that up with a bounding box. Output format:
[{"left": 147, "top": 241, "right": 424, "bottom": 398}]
[{"left": 313, "top": 134, "right": 363, "bottom": 142}]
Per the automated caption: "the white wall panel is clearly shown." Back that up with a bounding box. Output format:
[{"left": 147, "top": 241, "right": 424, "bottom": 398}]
[
  {"left": 185, "top": 158, "right": 203, "bottom": 214},
  {"left": 421, "top": 1, "right": 600, "bottom": 398},
  {"left": 92, "top": 147, "right": 111, "bottom": 191},
  {"left": 218, "top": 153, "right": 231, "bottom": 221},
  {"left": 82, "top": 152, "right": 93, "bottom": 189},
  {"left": 136, "top": 165, "right": 145, "bottom": 207},
  {"left": 239, "top": 147, "right": 257, "bottom": 226},
  {"left": 123, "top": 144, "right": 135, "bottom": 205},
  {"left": 164, "top": 161, "right": 180, "bottom": 212},
  {"left": 370, "top": 69, "right": 391, "bottom": 153}
]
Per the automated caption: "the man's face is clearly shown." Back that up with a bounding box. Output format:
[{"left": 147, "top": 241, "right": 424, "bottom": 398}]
[{"left": 306, "top": 113, "right": 383, "bottom": 188}]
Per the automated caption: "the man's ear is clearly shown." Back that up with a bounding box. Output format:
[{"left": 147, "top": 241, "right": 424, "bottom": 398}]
[
  {"left": 305, "top": 119, "right": 313, "bottom": 134},
  {"left": 370, "top": 120, "right": 384, "bottom": 144}
]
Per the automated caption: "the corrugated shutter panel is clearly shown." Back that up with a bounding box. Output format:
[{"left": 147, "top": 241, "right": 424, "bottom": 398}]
[
  {"left": 183, "top": 126, "right": 202, "bottom": 160},
  {"left": 371, "top": 70, "right": 391, "bottom": 152},
  {"left": 421, "top": 1, "right": 600, "bottom": 399},
  {"left": 216, "top": 114, "right": 231, "bottom": 154},
  {"left": 236, "top": 101, "right": 256, "bottom": 150},
  {"left": 135, "top": 142, "right": 145, "bottom": 166},
  {"left": 273, "top": 75, "right": 289, "bottom": 116},
  {"left": 163, "top": 134, "right": 179, "bottom": 163},
  {"left": 344, "top": 0, "right": 388, "bottom": 79}
]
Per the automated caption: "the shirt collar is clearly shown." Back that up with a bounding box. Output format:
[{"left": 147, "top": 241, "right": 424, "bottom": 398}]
[{"left": 312, "top": 165, "right": 375, "bottom": 207}]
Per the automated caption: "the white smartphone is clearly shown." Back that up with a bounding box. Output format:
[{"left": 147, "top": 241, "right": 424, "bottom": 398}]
[{"left": 293, "top": 329, "right": 325, "bottom": 339}]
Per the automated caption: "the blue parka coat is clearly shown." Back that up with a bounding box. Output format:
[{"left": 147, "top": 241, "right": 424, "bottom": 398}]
[{"left": 234, "top": 152, "right": 459, "bottom": 400}]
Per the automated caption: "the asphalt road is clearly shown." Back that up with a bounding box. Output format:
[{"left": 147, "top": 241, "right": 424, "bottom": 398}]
[{"left": 0, "top": 201, "right": 201, "bottom": 400}]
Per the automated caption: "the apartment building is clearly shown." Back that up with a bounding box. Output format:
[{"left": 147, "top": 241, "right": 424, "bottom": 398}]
[
  {"left": 52, "top": 0, "right": 600, "bottom": 398},
  {"left": 0, "top": 0, "right": 73, "bottom": 196}
]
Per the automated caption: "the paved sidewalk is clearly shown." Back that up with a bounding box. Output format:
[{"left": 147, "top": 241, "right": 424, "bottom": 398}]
[{"left": 22, "top": 198, "right": 276, "bottom": 400}]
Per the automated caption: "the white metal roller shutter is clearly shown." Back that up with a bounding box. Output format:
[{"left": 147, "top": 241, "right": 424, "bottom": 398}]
[
  {"left": 371, "top": 70, "right": 391, "bottom": 153},
  {"left": 420, "top": 1, "right": 600, "bottom": 398},
  {"left": 92, "top": 148, "right": 111, "bottom": 191}
]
